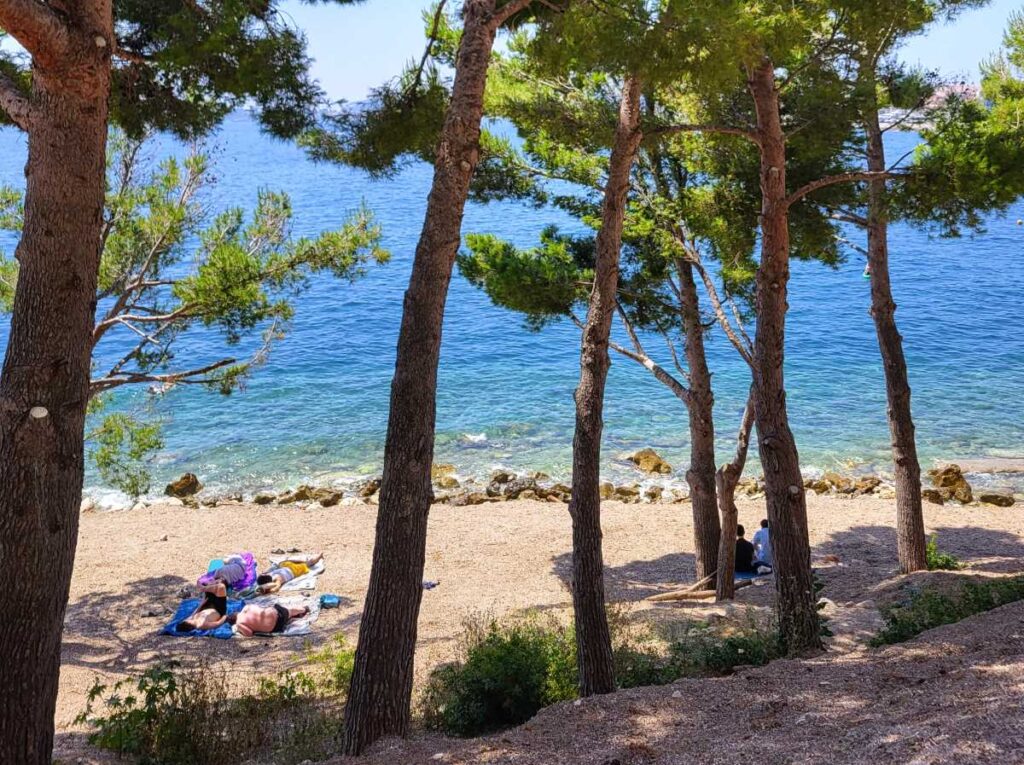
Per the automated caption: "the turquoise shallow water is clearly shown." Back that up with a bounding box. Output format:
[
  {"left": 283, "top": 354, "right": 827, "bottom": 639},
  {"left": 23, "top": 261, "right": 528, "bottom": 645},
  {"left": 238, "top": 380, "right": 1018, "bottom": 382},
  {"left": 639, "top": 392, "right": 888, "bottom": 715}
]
[{"left": 0, "top": 115, "right": 1022, "bottom": 502}]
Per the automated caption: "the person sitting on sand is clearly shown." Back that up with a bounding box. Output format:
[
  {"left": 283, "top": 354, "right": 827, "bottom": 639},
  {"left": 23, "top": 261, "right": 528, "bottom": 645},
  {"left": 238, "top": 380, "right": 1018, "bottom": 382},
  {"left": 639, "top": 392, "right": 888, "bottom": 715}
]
[
  {"left": 176, "top": 581, "right": 229, "bottom": 632},
  {"left": 255, "top": 552, "right": 324, "bottom": 594},
  {"left": 752, "top": 519, "right": 773, "bottom": 568},
  {"left": 736, "top": 525, "right": 772, "bottom": 575},
  {"left": 227, "top": 602, "right": 310, "bottom": 637}
]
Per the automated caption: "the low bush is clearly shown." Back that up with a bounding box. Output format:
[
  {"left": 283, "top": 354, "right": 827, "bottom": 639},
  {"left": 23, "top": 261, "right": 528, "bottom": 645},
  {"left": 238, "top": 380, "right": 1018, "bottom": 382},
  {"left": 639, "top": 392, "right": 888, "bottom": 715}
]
[
  {"left": 420, "top": 616, "right": 577, "bottom": 737},
  {"left": 664, "top": 618, "right": 783, "bottom": 677},
  {"left": 421, "top": 609, "right": 785, "bottom": 737},
  {"left": 871, "top": 574, "right": 1024, "bottom": 646},
  {"left": 77, "top": 658, "right": 345, "bottom": 765},
  {"left": 926, "top": 534, "right": 965, "bottom": 571}
]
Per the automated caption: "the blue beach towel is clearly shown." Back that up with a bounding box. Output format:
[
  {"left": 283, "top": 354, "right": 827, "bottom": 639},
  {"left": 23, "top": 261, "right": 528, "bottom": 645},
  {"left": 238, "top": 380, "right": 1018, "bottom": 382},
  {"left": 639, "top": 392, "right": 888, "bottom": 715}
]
[
  {"left": 735, "top": 570, "right": 771, "bottom": 581},
  {"left": 161, "top": 597, "right": 245, "bottom": 639}
]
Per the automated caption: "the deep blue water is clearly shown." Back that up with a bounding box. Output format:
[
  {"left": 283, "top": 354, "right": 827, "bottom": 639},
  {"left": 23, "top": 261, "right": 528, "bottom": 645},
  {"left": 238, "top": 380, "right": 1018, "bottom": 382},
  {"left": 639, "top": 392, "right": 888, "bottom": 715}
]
[{"left": 0, "top": 114, "right": 1022, "bottom": 503}]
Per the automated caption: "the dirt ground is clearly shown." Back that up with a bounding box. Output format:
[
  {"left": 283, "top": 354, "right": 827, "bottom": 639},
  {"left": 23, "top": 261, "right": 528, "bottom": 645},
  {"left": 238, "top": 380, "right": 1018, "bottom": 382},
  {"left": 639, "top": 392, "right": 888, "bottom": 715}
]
[{"left": 54, "top": 494, "right": 1024, "bottom": 763}]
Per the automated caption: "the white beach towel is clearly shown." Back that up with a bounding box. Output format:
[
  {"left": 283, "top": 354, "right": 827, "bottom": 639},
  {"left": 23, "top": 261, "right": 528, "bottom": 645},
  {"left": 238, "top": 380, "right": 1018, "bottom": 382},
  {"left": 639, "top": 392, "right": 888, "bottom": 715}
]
[
  {"left": 268, "top": 557, "right": 326, "bottom": 591},
  {"left": 237, "top": 594, "right": 321, "bottom": 637}
]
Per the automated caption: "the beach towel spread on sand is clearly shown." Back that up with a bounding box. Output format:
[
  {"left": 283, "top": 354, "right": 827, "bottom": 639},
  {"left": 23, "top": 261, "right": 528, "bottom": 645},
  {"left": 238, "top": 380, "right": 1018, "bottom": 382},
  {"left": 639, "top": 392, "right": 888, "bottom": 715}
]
[
  {"left": 267, "top": 556, "right": 326, "bottom": 591},
  {"left": 197, "top": 552, "right": 258, "bottom": 594},
  {"left": 161, "top": 597, "right": 245, "bottom": 639},
  {"left": 236, "top": 595, "right": 321, "bottom": 637}
]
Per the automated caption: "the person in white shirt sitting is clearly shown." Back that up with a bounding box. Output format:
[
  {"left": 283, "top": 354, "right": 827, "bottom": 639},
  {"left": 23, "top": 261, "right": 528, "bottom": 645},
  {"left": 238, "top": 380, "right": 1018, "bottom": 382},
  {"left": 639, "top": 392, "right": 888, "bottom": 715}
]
[{"left": 752, "top": 519, "right": 773, "bottom": 571}]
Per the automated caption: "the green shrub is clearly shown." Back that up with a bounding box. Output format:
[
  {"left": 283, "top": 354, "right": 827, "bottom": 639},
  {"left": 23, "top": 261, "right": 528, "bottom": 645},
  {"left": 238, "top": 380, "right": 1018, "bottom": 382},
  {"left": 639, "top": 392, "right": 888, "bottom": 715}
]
[
  {"left": 665, "top": 619, "right": 783, "bottom": 676},
  {"left": 420, "top": 617, "right": 577, "bottom": 737},
  {"left": 871, "top": 574, "right": 1024, "bottom": 646},
  {"left": 77, "top": 661, "right": 343, "bottom": 765},
  {"left": 306, "top": 633, "right": 357, "bottom": 693},
  {"left": 926, "top": 534, "right": 965, "bottom": 571}
]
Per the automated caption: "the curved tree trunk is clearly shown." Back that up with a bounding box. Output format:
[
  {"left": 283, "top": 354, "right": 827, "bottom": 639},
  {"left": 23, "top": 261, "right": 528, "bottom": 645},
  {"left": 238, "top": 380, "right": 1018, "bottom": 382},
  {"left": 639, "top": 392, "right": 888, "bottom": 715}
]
[
  {"left": 0, "top": 5, "right": 112, "bottom": 762},
  {"left": 569, "top": 75, "right": 643, "bottom": 697},
  {"left": 342, "top": 1, "right": 509, "bottom": 754},
  {"left": 677, "top": 260, "right": 720, "bottom": 581},
  {"left": 864, "top": 93, "right": 927, "bottom": 574},
  {"left": 747, "top": 58, "right": 821, "bottom": 654},
  {"left": 716, "top": 395, "right": 755, "bottom": 601}
]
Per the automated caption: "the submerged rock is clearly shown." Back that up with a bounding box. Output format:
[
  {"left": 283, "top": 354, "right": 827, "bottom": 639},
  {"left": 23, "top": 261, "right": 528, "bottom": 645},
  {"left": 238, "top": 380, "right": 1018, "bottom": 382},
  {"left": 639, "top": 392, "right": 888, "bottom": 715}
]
[
  {"left": 358, "top": 478, "right": 382, "bottom": 498},
  {"left": 928, "top": 464, "right": 973, "bottom": 503},
  {"left": 979, "top": 492, "right": 1015, "bottom": 507},
  {"left": 628, "top": 448, "right": 672, "bottom": 475},
  {"left": 436, "top": 475, "right": 460, "bottom": 490},
  {"left": 431, "top": 464, "right": 456, "bottom": 480},
  {"left": 165, "top": 472, "right": 203, "bottom": 498}
]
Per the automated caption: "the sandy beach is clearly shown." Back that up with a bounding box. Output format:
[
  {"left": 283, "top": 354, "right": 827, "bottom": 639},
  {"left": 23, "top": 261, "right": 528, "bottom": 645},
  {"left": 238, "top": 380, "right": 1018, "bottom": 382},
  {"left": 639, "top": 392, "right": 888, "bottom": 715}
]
[{"left": 54, "top": 492, "right": 1024, "bottom": 762}]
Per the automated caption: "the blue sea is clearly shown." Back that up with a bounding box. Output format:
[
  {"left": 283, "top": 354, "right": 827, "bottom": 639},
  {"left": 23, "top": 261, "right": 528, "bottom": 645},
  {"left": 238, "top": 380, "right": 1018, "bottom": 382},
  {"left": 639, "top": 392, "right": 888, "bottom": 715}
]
[{"left": 0, "top": 114, "right": 1022, "bottom": 504}]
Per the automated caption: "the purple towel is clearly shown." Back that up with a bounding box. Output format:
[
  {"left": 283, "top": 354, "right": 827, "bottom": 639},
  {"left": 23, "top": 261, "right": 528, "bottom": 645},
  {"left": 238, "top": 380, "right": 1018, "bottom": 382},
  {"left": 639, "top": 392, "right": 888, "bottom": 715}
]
[{"left": 197, "top": 552, "right": 257, "bottom": 592}]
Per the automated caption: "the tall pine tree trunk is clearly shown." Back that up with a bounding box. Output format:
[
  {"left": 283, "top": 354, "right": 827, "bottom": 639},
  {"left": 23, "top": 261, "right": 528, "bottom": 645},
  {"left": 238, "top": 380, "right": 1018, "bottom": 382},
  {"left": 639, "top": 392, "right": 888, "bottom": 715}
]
[
  {"left": 0, "top": 4, "right": 112, "bottom": 761},
  {"left": 677, "top": 260, "right": 720, "bottom": 581},
  {"left": 341, "top": 1, "right": 511, "bottom": 755},
  {"left": 864, "top": 92, "right": 927, "bottom": 574},
  {"left": 569, "top": 75, "right": 643, "bottom": 697},
  {"left": 716, "top": 395, "right": 755, "bottom": 601},
  {"left": 747, "top": 58, "right": 821, "bottom": 654}
]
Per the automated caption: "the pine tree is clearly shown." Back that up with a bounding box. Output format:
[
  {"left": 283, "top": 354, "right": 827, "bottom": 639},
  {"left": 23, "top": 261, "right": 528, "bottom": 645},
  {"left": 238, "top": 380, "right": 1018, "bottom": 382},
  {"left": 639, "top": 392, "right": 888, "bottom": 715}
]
[{"left": 0, "top": 2, "right": 362, "bottom": 760}]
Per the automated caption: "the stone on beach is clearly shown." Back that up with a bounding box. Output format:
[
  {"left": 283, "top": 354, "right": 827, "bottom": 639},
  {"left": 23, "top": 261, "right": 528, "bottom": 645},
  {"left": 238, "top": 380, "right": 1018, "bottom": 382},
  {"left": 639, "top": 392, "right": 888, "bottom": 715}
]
[
  {"left": 979, "top": 492, "right": 1015, "bottom": 507},
  {"left": 629, "top": 448, "right": 672, "bottom": 475},
  {"left": 929, "top": 464, "right": 973, "bottom": 503},
  {"left": 164, "top": 472, "right": 203, "bottom": 498}
]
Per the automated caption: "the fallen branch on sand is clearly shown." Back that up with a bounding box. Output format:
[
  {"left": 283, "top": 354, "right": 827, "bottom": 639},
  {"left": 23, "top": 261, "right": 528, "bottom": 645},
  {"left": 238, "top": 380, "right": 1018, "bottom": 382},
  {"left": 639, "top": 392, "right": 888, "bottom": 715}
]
[{"left": 647, "top": 579, "right": 752, "bottom": 602}]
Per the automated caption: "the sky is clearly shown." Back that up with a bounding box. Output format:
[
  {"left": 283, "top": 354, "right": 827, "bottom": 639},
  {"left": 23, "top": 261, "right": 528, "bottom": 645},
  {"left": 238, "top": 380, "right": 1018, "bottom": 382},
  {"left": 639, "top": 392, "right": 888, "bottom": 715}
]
[{"left": 282, "top": 0, "right": 1023, "bottom": 102}]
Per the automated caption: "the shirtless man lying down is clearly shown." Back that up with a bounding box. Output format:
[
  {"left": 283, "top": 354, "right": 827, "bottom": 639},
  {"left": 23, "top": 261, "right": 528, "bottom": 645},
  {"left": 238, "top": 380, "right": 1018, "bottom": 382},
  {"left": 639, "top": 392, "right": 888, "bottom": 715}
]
[{"left": 227, "top": 602, "right": 310, "bottom": 636}]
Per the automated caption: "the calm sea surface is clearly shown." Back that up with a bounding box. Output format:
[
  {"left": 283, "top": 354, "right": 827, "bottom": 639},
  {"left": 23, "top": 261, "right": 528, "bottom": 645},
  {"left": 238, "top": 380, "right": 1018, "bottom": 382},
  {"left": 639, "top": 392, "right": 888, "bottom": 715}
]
[{"left": 0, "top": 115, "right": 1022, "bottom": 503}]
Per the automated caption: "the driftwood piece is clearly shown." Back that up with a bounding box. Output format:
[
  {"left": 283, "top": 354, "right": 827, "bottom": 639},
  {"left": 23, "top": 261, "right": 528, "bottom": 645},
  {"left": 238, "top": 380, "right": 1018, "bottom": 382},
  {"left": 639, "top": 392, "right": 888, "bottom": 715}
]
[{"left": 647, "top": 578, "right": 753, "bottom": 602}]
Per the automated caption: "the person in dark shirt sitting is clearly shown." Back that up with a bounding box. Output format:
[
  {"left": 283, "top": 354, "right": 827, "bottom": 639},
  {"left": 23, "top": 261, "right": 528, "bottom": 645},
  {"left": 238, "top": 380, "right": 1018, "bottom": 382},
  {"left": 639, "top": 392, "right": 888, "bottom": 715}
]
[{"left": 735, "top": 524, "right": 773, "bottom": 575}]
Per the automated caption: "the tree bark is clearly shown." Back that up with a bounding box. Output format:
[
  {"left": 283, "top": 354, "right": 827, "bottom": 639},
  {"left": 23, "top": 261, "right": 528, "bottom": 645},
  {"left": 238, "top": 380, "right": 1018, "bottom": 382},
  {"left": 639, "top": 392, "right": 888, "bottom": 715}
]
[
  {"left": 341, "top": 1, "right": 505, "bottom": 755},
  {"left": 747, "top": 58, "right": 821, "bottom": 654},
  {"left": 0, "top": 3, "right": 112, "bottom": 762},
  {"left": 568, "top": 75, "right": 643, "bottom": 697},
  {"left": 716, "top": 394, "right": 755, "bottom": 601},
  {"left": 864, "top": 86, "right": 927, "bottom": 574},
  {"left": 676, "top": 259, "right": 720, "bottom": 581}
]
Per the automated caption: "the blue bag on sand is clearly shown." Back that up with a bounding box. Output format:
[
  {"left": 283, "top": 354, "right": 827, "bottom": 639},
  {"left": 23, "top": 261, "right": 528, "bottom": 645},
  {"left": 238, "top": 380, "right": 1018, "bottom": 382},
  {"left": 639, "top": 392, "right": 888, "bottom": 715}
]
[{"left": 320, "top": 594, "right": 341, "bottom": 609}]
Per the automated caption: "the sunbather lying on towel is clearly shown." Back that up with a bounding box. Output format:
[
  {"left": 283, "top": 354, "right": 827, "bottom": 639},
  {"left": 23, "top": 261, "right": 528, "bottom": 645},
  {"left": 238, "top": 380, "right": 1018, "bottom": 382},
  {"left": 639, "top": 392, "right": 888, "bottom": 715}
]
[
  {"left": 256, "top": 552, "right": 324, "bottom": 594},
  {"left": 227, "top": 602, "right": 310, "bottom": 636},
  {"left": 203, "top": 553, "right": 247, "bottom": 587},
  {"left": 175, "top": 581, "right": 229, "bottom": 632}
]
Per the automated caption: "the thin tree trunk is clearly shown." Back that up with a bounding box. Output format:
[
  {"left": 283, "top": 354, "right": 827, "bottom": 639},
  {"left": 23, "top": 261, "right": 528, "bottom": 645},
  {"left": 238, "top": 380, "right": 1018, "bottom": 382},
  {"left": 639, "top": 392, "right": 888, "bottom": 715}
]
[
  {"left": 747, "top": 58, "right": 821, "bottom": 654},
  {"left": 864, "top": 86, "right": 927, "bottom": 574},
  {"left": 342, "top": 1, "right": 509, "bottom": 754},
  {"left": 0, "top": 4, "right": 112, "bottom": 761},
  {"left": 716, "top": 394, "right": 755, "bottom": 601},
  {"left": 569, "top": 75, "right": 643, "bottom": 697},
  {"left": 677, "top": 259, "right": 720, "bottom": 581}
]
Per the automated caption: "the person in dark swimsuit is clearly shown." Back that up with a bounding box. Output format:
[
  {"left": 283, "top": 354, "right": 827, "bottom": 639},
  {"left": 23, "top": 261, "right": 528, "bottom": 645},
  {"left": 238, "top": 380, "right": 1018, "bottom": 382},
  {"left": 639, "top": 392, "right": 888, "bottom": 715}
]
[
  {"left": 228, "top": 601, "right": 310, "bottom": 636},
  {"left": 176, "top": 581, "right": 229, "bottom": 632}
]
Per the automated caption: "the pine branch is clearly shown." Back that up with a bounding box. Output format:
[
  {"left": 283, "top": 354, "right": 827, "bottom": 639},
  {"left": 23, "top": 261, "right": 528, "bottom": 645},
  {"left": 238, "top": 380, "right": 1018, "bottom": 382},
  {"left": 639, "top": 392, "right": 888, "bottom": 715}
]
[
  {"left": 784, "top": 170, "right": 904, "bottom": 208},
  {"left": 90, "top": 358, "right": 237, "bottom": 396},
  {"left": 0, "top": 0, "right": 72, "bottom": 69},
  {"left": 0, "top": 71, "right": 29, "bottom": 130},
  {"left": 644, "top": 123, "right": 761, "bottom": 146}
]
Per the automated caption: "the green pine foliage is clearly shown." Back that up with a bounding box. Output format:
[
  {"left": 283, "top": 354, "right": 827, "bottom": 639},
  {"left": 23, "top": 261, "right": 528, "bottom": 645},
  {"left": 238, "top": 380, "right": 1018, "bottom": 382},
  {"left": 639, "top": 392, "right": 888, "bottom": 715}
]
[{"left": 0, "top": 133, "right": 388, "bottom": 496}]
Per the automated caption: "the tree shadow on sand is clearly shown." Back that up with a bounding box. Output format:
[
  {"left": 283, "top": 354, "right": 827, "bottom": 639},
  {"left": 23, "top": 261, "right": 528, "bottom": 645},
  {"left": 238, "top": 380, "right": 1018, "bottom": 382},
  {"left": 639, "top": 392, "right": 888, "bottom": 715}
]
[
  {"left": 551, "top": 550, "right": 698, "bottom": 602},
  {"left": 813, "top": 524, "right": 1024, "bottom": 604}
]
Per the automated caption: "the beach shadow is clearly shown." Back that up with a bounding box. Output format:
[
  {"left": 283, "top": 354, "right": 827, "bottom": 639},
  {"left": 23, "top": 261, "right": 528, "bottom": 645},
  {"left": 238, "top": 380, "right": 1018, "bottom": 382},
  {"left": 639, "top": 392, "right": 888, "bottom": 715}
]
[
  {"left": 551, "top": 550, "right": 698, "bottom": 602},
  {"left": 812, "top": 524, "right": 1024, "bottom": 604}
]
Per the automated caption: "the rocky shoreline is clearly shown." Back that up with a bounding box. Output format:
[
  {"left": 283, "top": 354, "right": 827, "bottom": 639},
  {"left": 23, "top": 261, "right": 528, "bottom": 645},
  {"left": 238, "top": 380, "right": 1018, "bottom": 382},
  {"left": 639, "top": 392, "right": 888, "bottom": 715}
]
[{"left": 83, "top": 448, "right": 1021, "bottom": 513}]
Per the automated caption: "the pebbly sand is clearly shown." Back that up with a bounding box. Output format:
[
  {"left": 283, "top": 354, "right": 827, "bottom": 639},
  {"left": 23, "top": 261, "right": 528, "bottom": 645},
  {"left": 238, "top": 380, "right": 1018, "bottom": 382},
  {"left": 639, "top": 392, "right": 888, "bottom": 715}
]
[{"left": 56, "top": 494, "right": 1024, "bottom": 762}]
